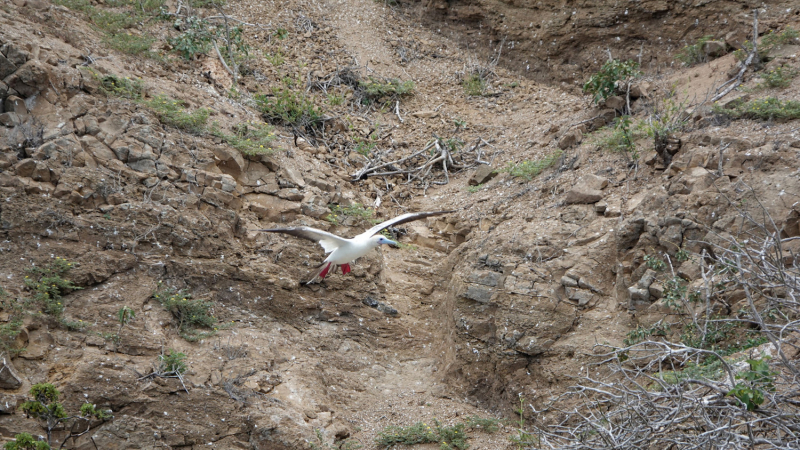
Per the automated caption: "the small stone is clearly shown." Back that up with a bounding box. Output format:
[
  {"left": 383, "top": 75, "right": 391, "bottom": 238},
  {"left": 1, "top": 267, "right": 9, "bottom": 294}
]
[
  {"left": 14, "top": 158, "right": 36, "bottom": 177},
  {"left": 603, "top": 95, "right": 626, "bottom": 111},
  {"left": 460, "top": 285, "right": 493, "bottom": 303},
  {"left": 565, "top": 186, "right": 603, "bottom": 204},
  {"left": 702, "top": 40, "right": 727, "bottom": 58},
  {"left": 561, "top": 275, "right": 578, "bottom": 287},
  {"left": 558, "top": 129, "right": 583, "bottom": 149},
  {"left": 469, "top": 165, "right": 497, "bottom": 186}
]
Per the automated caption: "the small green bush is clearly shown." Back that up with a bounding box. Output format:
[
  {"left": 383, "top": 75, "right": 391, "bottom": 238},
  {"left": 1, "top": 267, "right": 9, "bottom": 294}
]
[
  {"left": 326, "top": 203, "right": 375, "bottom": 226},
  {"left": 153, "top": 284, "right": 217, "bottom": 341},
  {"left": 714, "top": 97, "right": 800, "bottom": 121},
  {"left": 4, "top": 433, "right": 51, "bottom": 450},
  {"left": 734, "top": 27, "right": 799, "bottom": 62},
  {"left": 728, "top": 358, "right": 776, "bottom": 411},
  {"left": 462, "top": 73, "right": 487, "bottom": 96},
  {"left": 757, "top": 65, "right": 798, "bottom": 89},
  {"left": 255, "top": 87, "right": 323, "bottom": 129},
  {"left": 675, "top": 35, "right": 715, "bottom": 66},
  {"left": 598, "top": 116, "right": 638, "bottom": 160},
  {"left": 358, "top": 77, "right": 414, "bottom": 103},
  {"left": 376, "top": 420, "right": 468, "bottom": 450},
  {"left": 501, "top": 150, "right": 563, "bottom": 181},
  {"left": 144, "top": 95, "right": 209, "bottom": 134},
  {"left": 24, "top": 257, "right": 81, "bottom": 318},
  {"left": 169, "top": 16, "right": 215, "bottom": 60},
  {"left": 97, "top": 73, "right": 145, "bottom": 100},
  {"left": 211, "top": 121, "right": 277, "bottom": 156},
  {"left": 583, "top": 59, "right": 640, "bottom": 104},
  {"left": 158, "top": 348, "right": 188, "bottom": 375}
]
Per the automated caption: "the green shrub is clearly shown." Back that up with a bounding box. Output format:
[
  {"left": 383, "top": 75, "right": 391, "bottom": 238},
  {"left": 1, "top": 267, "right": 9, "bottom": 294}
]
[
  {"left": 376, "top": 420, "right": 468, "bottom": 450},
  {"left": 24, "top": 258, "right": 81, "bottom": 318},
  {"left": 358, "top": 77, "right": 414, "bottom": 103},
  {"left": 501, "top": 150, "right": 563, "bottom": 180},
  {"left": 714, "top": 97, "right": 800, "bottom": 121},
  {"left": 583, "top": 59, "right": 640, "bottom": 104},
  {"left": 326, "top": 203, "right": 375, "bottom": 226},
  {"left": 757, "top": 65, "right": 798, "bottom": 89},
  {"left": 598, "top": 116, "right": 638, "bottom": 160},
  {"left": 462, "top": 73, "right": 487, "bottom": 96},
  {"left": 19, "top": 383, "right": 110, "bottom": 447},
  {"left": 353, "top": 133, "right": 379, "bottom": 156},
  {"left": 734, "top": 27, "right": 799, "bottom": 62},
  {"left": 728, "top": 358, "right": 776, "bottom": 411},
  {"left": 153, "top": 284, "right": 217, "bottom": 341},
  {"left": 4, "top": 433, "right": 51, "bottom": 450},
  {"left": 675, "top": 35, "right": 715, "bottom": 66},
  {"left": 169, "top": 16, "right": 215, "bottom": 60},
  {"left": 467, "top": 184, "right": 483, "bottom": 193},
  {"left": 643, "top": 254, "right": 665, "bottom": 271},
  {"left": 96, "top": 73, "right": 145, "bottom": 100},
  {"left": 255, "top": 87, "right": 323, "bottom": 129},
  {"left": 158, "top": 349, "right": 187, "bottom": 375},
  {"left": 211, "top": 121, "right": 276, "bottom": 156},
  {"left": 144, "top": 95, "right": 209, "bottom": 134}
]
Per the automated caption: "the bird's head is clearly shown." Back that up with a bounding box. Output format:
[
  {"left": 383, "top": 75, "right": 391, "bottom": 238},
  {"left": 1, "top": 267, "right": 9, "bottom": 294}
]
[{"left": 371, "top": 234, "right": 398, "bottom": 248}]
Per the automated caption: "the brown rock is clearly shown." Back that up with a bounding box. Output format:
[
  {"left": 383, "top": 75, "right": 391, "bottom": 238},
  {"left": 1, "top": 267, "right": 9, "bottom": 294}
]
[
  {"left": 724, "top": 30, "right": 747, "bottom": 50},
  {"left": 4, "top": 60, "right": 53, "bottom": 97},
  {"left": 0, "top": 112, "right": 22, "bottom": 127},
  {"left": 603, "top": 95, "right": 626, "bottom": 111},
  {"left": 469, "top": 165, "right": 497, "bottom": 185},
  {"left": 4, "top": 95, "right": 27, "bottom": 116},
  {"left": 565, "top": 186, "right": 603, "bottom": 204},
  {"left": 14, "top": 158, "right": 36, "bottom": 177},
  {"left": 629, "top": 81, "right": 651, "bottom": 99},
  {"left": 0, "top": 54, "right": 17, "bottom": 79},
  {"left": 0, "top": 357, "right": 22, "bottom": 389},
  {"left": 79, "top": 135, "right": 117, "bottom": 161},
  {"left": 558, "top": 129, "right": 583, "bottom": 149},
  {"left": 702, "top": 40, "right": 727, "bottom": 57}
]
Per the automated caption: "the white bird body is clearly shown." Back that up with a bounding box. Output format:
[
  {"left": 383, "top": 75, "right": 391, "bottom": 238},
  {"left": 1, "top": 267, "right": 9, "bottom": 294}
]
[{"left": 260, "top": 210, "right": 453, "bottom": 283}]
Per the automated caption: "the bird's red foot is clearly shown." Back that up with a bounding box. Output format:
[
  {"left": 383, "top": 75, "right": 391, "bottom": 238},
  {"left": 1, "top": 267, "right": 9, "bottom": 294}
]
[
  {"left": 319, "top": 262, "right": 332, "bottom": 279},
  {"left": 341, "top": 264, "right": 351, "bottom": 275}
]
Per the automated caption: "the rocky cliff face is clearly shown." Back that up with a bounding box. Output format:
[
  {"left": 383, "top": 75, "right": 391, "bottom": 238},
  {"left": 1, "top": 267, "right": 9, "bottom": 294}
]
[
  {"left": 415, "top": 0, "right": 797, "bottom": 88},
  {"left": 1, "top": 0, "right": 799, "bottom": 448}
]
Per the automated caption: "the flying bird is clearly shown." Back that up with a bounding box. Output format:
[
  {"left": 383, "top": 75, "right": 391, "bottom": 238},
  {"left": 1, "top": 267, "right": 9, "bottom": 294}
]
[{"left": 260, "top": 210, "right": 454, "bottom": 284}]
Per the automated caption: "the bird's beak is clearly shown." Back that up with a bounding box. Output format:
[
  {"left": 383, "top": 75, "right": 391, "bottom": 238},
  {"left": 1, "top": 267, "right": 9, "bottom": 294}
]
[{"left": 385, "top": 239, "right": 399, "bottom": 247}]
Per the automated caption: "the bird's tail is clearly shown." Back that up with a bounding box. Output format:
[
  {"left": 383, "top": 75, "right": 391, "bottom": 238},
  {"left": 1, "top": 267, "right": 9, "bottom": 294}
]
[{"left": 305, "top": 262, "right": 335, "bottom": 285}]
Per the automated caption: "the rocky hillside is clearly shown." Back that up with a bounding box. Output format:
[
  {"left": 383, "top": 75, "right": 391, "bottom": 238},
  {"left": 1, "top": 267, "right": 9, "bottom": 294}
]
[{"left": 1, "top": 0, "right": 799, "bottom": 448}]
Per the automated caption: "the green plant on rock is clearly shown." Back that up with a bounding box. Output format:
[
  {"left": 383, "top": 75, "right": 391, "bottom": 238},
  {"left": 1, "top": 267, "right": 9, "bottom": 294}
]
[
  {"left": 714, "top": 97, "right": 800, "bottom": 122},
  {"left": 600, "top": 115, "right": 638, "bottom": 160},
  {"left": 583, "top": 59, "right": 640, "bottom": 104},
  {"left": 376, "top": 419, "right": 468, "bottom": 450},
  {"left": 255, "top": 87, "right": 323, "bottom": 130},
  {"left": 757, "top": 65, "right": 799, "bottom": 89},
  {"left": 326, "top": 203, "right": 375, "bottom": 226},
  {"left": 644, "top": 254, "right": 666, "bottom": 271},
  {"left": 211, "top": 121, "right": 277, "bottom": 156},
  {"left": 19, "top": 383, "right": 109, "bottom": 447},
  {"left": 728, "top": 358, "right": 776, "bottom": 411},
  {"left": 153, "top": 283, "right": 217, "bottom": 341},
  {"left": 24, "top": 257, "right": 81, "bottom": 318},
  {"left": 144, "top": 95, "right": 209, "bottom": 134},
  {"left": 734, "top": 27, "right": 799, "bottom": 62},
  {"left": 358, "top": 77, "right": 414, "bottom": 104},
  {"left": 501, "top": 150, "right": 563, "bottom": 181},
  {"left": 96, "top": 73, "right": 145, "bottom": 100},
  {"left": 3, "top": 433, "right": 51, "bottom": 450},
  {"left": 675, "top": 35, "right": 715, "bottom": 66},
  {"left": 169, "top": 16, "right": 215, "bottom": 60},
  {"left": 157, "top": 348, "right": 188, "bottom": 376}
]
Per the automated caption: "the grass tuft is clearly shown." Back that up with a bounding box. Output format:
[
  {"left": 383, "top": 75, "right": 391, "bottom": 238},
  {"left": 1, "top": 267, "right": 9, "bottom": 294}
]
[
  {"left": 211, "top": 121, "right": 277, "bottom": 156},
  {"left": 714, "top": 97, "right": 800, "bottom": 121},
  {"left": 501, "top": 150, "right": 563, "bottom": 180},
  {"left": 144, "top": 95, "right": 209, "bottom": 134}
]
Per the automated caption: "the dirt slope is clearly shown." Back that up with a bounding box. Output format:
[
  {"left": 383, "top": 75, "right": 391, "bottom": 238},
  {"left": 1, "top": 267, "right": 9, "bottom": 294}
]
[{"left": 1, "top": 0, "right": 799, "bottom": 449}]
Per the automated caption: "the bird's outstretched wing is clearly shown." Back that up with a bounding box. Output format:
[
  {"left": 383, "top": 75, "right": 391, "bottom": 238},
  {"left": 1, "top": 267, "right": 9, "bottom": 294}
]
[
  {"left": 259, "top": 227, "right": 349, "bottom": 254},
  {"left": 357, "top": 210, "right": 456, "bottom": 239}
]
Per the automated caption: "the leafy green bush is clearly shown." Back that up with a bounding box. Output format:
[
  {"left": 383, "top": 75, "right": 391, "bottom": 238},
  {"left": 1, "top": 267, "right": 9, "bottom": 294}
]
[
  {"left": 757, "top": 65, "right": 799, "bottom": 89},
  {"left": 598, "top": 116, "right": 638, "bottom": 160},
  {"left": 255, "top": 87, "right": 323, "bottom": 129},
  {"left": 675, "top": 35, "right": 715, "bottom": 66},
  {"left": 714, "top": 97, "right": 800, "bottom": 121},
  {"left": 211, "top": 121, "right": 276, "bottom": 156},
  {"left": 19, "top": 383, "right": 109, "bottom": 447},
  {"left": 462, "top": 73, "right": 487, "bottom": 96},
  {"left": 169, "top": 17, "right": 215, "bottom": 60},
  {"left": 4, "top": 433, "right": 51, "bottom": 450},
  {"left": 583, "top": 59, "right": 640, "bottom": 104},
  {"left": 643, "top": 254, "right": 665, "bottom": 271},
  {"left": 501, "top": 150, "right": 563, "bottom": 180},
  {"left": 358, "top": 77, "right": 414, "bottom": 103},
  {"left": 153, "top": 284, "right": 217, "bottom": 341},
  {"left": 96, "top": 73, "right": 145, "bottom": 99},
  {"left": 158, "top": 348, "right": 188, "bottom": 375},
  {"left": 376, "top": 420, "right": 468, "bottom": 450},
  {"left": 24, "top": 257, "right": 81, "bottom": 318},
  {"left": 144, "top": 95, "right": 210, "bottom": 134},
  {"left": 734, "top": 27, "right": 799, "bottom": 62},
  {"left": 326, "top": 203, "right": 375, "bottom": 226},
  {"left": 728, "top": 358, "right": 775, "bottom": 411}
]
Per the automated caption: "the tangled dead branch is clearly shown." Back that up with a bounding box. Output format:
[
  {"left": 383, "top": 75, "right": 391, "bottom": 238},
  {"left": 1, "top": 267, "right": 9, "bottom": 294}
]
[{"left": 351, "top": 136, "right": 495, "bottom": 186}]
